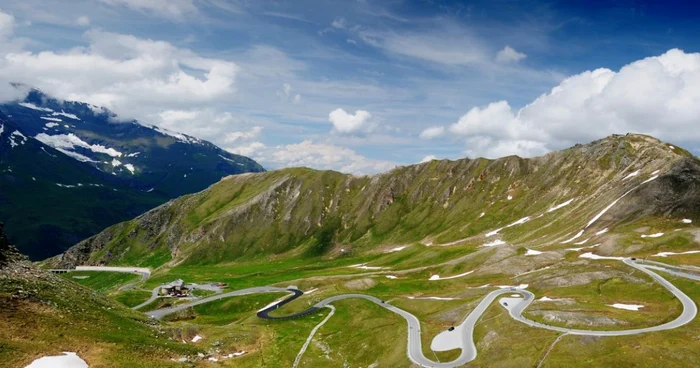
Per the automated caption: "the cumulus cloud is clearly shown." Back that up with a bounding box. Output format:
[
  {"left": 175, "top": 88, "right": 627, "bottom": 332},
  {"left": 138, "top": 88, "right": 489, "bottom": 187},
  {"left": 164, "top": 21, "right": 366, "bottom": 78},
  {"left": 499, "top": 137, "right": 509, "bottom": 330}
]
[
  {"left": 419, "top": 126, "right": 444, "bottom": 139},
  {"left": 496, "top": 46, "right": 526, "bottom": 63},
  {"left": 329, "top": 108, "right": 373, "bottom": 134},
  {"left": 0, "top": 29, "right": 238, "bottom": 120},
  {"left": 251, "top": 140, "right": 396, "bottom": 174},
  {"left": 99, "top": 0, "right": 198, "bottom": 19},
  {"left": 420, "top": 155, "right": 437, "bottom": 163},
  {"left": 444, "top": 49, "right": 700, "bottom": 158}
]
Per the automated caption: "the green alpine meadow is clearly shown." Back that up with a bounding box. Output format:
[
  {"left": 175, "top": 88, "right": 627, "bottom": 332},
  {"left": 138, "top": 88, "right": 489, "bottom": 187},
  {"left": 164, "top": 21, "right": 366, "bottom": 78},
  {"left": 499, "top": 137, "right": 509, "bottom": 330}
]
[{"left": 2, "top": 1, "right": 700, "bottom": 367}]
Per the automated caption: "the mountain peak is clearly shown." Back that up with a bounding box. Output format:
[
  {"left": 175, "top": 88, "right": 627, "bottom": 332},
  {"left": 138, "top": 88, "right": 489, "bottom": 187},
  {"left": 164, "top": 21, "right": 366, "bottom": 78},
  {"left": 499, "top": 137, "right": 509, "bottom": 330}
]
[{"left": 0, "top": 88, "right": 265, "bottom": 260}]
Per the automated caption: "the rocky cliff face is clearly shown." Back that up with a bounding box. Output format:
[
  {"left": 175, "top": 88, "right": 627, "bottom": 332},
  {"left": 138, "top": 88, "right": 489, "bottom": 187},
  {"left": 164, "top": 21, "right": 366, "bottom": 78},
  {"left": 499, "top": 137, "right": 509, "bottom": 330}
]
[{"left": 52, "top": 134, "right": 699, "bottom": 268}]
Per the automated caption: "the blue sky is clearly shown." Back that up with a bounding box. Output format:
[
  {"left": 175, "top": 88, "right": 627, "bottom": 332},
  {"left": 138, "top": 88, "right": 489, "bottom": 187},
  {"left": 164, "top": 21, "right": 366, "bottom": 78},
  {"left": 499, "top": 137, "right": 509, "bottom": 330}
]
[{"left": 1, "top": 0, "right": 700, "bottom": 173}]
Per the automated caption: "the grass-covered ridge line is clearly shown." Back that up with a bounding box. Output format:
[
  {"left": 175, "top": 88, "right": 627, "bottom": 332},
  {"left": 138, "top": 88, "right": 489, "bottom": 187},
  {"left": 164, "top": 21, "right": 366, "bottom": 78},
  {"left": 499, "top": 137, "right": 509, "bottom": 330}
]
[{"left": 52, "top": 134, "right": 700, "bottom": 270}]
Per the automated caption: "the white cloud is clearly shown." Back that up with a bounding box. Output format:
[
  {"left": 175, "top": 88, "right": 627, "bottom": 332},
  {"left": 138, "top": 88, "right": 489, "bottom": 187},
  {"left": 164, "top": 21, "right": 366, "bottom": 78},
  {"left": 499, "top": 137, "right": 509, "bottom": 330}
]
[
  {"left": 332, "top": 18, "right": 346, "bottom": 29},
  {"left": 99, "top": 0, "right": 198, "bottom": 19},
  {"left": 277, "top": 82, "right": 302, "bottom": 104},
  {"left": 228, "top": 141, "right": 265, "bottom": 157},
  {"left": 329, "top": 108, "right": 373, "bottom": 134},
  {"left": 0, "top": 9, "right": 15, "bottom": 38},
  {"left": 153, "top": 109, "right": 262, "bottom": 144},
  {"left": 223, "top": 126, "right": 262, "bottom": 144},
  {"left": 0, "top": 29, "right": 238, "bottom": 120},
  {"left": 496, "top": 46, "right": 526, "bottom": 63},
  {"left": 420, "top": 155, "right": 437, "bottom": 163},
  {"left": 357, "top": 28, "right": 488, "bottom": 66},
  {"left": 252, "top": 140, "right": 396, "bottom": 174},
  {"left": 444, "top": 49, "right": 700, "bottom": 157},
  {"left": 76, "top": 16, "right": 90, "bottom": 27},
  {"left": 419, "top": 126, "right": 444, "bottom": 139}
]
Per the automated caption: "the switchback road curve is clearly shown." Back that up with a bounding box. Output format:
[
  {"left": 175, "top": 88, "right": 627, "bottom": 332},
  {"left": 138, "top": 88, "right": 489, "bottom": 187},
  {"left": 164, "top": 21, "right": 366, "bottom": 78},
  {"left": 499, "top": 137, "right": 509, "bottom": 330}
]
[{"left": 145, "top": 258, "right": 698, "bottom": 368}]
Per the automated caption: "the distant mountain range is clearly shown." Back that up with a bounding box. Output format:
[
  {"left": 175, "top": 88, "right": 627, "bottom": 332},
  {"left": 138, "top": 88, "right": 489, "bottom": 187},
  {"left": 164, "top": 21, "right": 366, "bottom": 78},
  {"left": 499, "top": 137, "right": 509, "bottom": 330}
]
[{"left": 0, "top": 87, "right": 264, "bottom": 260}]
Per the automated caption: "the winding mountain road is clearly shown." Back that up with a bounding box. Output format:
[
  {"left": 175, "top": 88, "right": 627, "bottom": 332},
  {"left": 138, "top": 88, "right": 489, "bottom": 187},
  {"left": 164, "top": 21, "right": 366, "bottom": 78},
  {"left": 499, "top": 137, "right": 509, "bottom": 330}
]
[{"left": 144, "top": 258, "right": 698, "bottom": 368}]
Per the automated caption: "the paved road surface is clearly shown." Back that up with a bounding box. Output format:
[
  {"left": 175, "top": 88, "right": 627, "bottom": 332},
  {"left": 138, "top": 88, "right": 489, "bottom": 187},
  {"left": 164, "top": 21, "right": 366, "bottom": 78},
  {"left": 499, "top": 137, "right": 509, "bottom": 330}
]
[{"left": 144, "top": 259, "right": 698, "bottom": 368}]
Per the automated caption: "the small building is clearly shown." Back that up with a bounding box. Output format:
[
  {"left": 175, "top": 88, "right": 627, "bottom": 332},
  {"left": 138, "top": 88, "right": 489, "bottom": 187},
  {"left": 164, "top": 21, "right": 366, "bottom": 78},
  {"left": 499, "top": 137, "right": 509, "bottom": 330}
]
[{"left": 160, "top": 279, "right": 189, "bottom": 296}]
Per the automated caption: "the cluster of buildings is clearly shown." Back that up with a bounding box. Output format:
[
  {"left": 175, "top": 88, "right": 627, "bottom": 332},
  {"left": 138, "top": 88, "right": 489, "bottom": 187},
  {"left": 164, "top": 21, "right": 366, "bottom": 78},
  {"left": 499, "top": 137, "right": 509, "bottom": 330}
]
[{"left": 159, "top": 279, "right": 189, "bottom": 297}]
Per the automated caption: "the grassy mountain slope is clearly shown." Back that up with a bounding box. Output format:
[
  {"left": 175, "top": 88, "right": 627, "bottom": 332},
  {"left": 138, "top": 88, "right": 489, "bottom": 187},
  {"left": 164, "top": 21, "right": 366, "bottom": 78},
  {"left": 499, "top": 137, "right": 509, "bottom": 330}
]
[
  {"left": 35, "top": 134, "right": 700, "bottom": 368},
  {"left": 0, "top": 223, "right": 201, "bottom": 368},
  {"left": 53, "top": 134, "right": 700, "bottom": 269}
]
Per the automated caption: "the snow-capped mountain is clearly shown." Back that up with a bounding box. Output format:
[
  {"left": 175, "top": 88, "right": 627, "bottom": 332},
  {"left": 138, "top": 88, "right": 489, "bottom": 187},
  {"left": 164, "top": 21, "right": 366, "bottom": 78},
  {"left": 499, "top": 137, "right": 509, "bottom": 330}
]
[
  {"left": 0, "top": 88, "right": 265, "bottom": 260},
  {"left": 2, "top": 88, "right": 264, "bottom": 197}
]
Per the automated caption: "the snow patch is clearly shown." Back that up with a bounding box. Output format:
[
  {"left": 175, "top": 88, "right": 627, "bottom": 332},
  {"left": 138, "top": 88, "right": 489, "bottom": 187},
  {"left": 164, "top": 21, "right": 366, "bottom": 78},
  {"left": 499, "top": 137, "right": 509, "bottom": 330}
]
[
  {"left": 192, "top": 335, "right": 202, "bottom": 343},
  {"left": 111, "top": 158, "right": 122, "bottom": 167},
  {"left": 483, "top": 239, "right": 506, "bottom": 247},
  {"left": 653, "top": 250, "right": 700, "bottom": 257},
  {"left": 566, "top": 243, "right": 601, "bottom": 252},
  {"left": 622, "top": 170, "right": 639, "bottom": 180},
  {"left": 40, "top": 116, "right": 62, "bottom": 122},
  {"left": 562, "top": 230, "right": 584, "bottom": 243},
  {"left": 52, "top": 111, "right": 80, "bottom": 120},
  {"left": 641, "top": 175, "right": 659, "bottom": 184},
  {"left": 681, "top": 219, "right": 692, "bottom": 224},
  {"left": 485, "top": 216, "right": 531, "bottom": 238},
  {"left": 218, "top": 154, "right": 239, "bottom": 163},
  {"left": 56, "top": 148, "right": 96, "bottom": 162},
  {"left": 429, "top": 270, "right": 473, "bottom": 281},
  {"left": 547, "top": 198, "right": 575, "bottom": 213},
  {"left": 641, "top": 233, "right": 664, "bottom": 238},
  {"left": 9, "top": 130, "right": 27, "bottom": 147},
  {"left": 608, "top": 303, "right": 644, "bottom": 311},
  {"left": 585, "top": 176, "right": 659, "bottom": 229},
  {"left": 19, "top": 102, "right": 53, "bottom": 112},
  {"left": 385, "top": 275, "right": 398, "bottom": 279},
  {"left": 496, "top": 284, "right": 528, "bottom": 289},
  {"left": 386, "top": 246, "right": 407, "bottom": 253},
  {"left": 595, "top": 228, "right": 609, "bottom": 236},
  {"left": 350, "top": 264, "right": 387, "bottom": 270},
  {"left": 35, "top": 133, "right": 122, "bottom": 158},
  {"left": 525, "top": 249, "right": 543, "bottom": 256},
  {"left": 124, "top": 163, "right": 135, "bottom": 174},
  {"left": 44, "top": 122, "right": 59, "bottom": 128},
  {"left": 25, "top": 352, "right": 88, "bottom": 368},
  {"left": 152, "top": 125, "right": 200, "bottom": 144},
  {"left": 579, "top": 252, "right": 624, "bottom": 261},
  {"left": 507, "top": 195, "right": 513, "bottom": 200}
]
